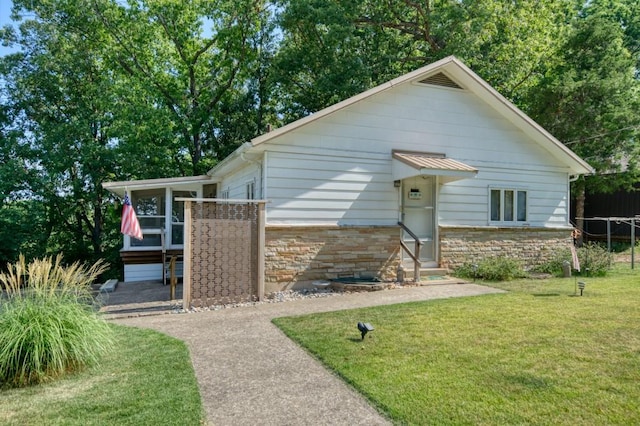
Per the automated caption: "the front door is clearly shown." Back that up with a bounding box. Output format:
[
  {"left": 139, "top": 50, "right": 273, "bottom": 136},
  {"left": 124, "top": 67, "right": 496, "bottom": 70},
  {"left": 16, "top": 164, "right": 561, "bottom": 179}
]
[{"left": 401, "top": 177, "right": 436, "bottom": 266}]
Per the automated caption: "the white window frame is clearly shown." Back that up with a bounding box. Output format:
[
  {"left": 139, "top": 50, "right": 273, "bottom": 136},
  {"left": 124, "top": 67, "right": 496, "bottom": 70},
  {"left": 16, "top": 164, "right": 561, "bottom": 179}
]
[
  {"left": 124, "top": 187, "right": 199, "bottom": 250},
  {"left": 126, "top": 188, "right": 166, "bottom": 250},
  {"left": 489, "top": 187, "right": 528, "bottom": 225},
  {"left": 169, "top": 190, "right": 196, "bottom": 248}
]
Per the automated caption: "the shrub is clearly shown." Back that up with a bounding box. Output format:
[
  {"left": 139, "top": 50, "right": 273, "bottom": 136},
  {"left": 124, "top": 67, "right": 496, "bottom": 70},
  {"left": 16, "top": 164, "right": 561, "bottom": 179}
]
[
  {"left": 532, "top": 243, "right": 612, "bottom": 277},
  {"left": 531, "top": 248, "right": 572, "bottom": 276},
  {"left": 0, "top": 255, "right": 114, "bottom": 388},
  {"left": 578, "top": 243, "right": 613, "bottom": 276},
  {"left": 454, "top": 255, "right": 527, "bottom": 281}
]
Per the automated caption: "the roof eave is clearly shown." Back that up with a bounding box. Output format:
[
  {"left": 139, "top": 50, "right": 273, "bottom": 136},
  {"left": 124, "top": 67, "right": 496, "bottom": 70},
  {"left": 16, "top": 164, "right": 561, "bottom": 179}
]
[
  {"left": 250, "top": 57, "right": 459, "bottom": 147},
  {"left": 443, "top": 59, "right": 594, "bottom": 175},
  {"left": 206, "top": 142, "right": 253, "bottom": 178},
  {"left": 102, "top": 175, "right": 214, "bottom": 198}
]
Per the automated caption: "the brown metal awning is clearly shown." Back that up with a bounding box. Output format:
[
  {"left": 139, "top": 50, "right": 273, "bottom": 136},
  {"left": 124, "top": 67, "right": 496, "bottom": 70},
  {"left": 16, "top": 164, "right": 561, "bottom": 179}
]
[{"left": 392, "top": 150, "right": 478, "bottom": 183}]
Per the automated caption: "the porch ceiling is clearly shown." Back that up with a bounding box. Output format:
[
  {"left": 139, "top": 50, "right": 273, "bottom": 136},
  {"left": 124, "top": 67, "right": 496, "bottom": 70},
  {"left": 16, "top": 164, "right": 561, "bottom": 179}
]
[{"left": 392, "top": 150, "right": 478, "bottom": 183}]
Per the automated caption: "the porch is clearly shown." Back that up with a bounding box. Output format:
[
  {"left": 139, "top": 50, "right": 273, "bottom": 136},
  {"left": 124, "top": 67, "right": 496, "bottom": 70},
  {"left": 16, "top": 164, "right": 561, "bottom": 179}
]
[{"left": 98, "top": 279, "right": 183, "bottom": 319}]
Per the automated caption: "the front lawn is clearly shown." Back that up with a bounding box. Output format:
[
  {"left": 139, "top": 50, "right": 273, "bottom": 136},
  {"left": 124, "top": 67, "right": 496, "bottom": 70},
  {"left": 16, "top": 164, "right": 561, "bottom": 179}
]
[
  {"left": 273, "top": 266, "right": 640, "bottom": 425},
  {"left": 0, "top": 325, "right": 204, "bottom": 425}
]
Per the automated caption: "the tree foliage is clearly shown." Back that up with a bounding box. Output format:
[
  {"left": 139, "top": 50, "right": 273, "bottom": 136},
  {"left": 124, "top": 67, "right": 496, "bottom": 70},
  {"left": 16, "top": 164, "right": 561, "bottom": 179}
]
[
  {"left": 1, "top": 0, "right": 273, "bottom": 266},
  {"left": 88, "top": 0, "right": 271, "bottom": 174},
  {"left": 273, "top": 0, "right": 579, "bottom": 115},
  {"left": 527, "top": 3, "right": 640, "bottom": 235},
  {"left": 1, "top": 0, "right": 638, "bottom": 269}
]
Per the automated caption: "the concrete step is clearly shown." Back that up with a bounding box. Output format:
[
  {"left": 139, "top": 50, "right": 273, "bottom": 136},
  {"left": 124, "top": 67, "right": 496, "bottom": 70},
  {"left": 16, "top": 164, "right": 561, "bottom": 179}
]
[
  {"left": 403, "top": 267, "right": 448, "bottom": 278},
  {"left": 99, "top": 278, "right": 118, "bottom": 293},
  {"left": 401, "top": 267, "right": 467, "bottom": 284}
]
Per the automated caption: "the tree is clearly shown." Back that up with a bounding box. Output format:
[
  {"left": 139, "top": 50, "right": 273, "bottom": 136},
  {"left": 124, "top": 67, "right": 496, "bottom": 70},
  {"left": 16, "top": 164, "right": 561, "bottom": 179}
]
[
  {"left": 583, "top": 0, "right": 640, "bottom": 70},
  {"left": 273, "top": 0, "right": 579, "bottom": 116},
  {"left": 87, "top": 0, "right": 270, "bottom": 174},
  {"left": 528, "top": 10, "right": 640, "bottom": 238},
  {"left": 2, "top": 0, "right": 278, "bottom": 266},
  {"left": 1, "top": 15, "right": 127, "bottom": 262},
  {"left": 0, "top": 104, "right": 47, "bottom": 267}
]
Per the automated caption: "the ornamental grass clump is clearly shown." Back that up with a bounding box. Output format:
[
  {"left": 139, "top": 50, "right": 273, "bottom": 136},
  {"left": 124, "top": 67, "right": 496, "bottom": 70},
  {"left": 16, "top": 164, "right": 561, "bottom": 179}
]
[{"left": 0, "top": 255, "right": 114, "bottom": 388}]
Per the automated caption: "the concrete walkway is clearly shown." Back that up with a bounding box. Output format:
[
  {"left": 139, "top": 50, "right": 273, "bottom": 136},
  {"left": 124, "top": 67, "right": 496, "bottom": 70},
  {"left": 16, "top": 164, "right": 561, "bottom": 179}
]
[{"left": 114, "top": 283, "right": 504, "bottom": 425}]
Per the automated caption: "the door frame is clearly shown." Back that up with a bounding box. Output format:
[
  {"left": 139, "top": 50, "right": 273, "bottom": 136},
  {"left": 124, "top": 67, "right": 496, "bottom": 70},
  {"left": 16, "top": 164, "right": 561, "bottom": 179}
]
[{"left": 400, "top": 176, "right": 439, "bottom": 267}]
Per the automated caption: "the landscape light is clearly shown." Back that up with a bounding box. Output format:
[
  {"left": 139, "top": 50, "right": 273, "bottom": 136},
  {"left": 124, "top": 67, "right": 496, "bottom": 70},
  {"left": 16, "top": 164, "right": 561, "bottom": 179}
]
[
  {"left": 357, "top": 322, "right": 374, "bottom": 340},
  {"left": 578, "top": 281, "right": 586, "bottom": 296}
]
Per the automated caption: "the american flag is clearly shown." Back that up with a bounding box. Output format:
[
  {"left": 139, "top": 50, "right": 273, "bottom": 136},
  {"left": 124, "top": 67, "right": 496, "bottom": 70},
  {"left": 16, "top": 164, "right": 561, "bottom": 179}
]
[
  {"left": 121, "top": 192, "right": 143, "bottom": 240},
  {"left": 570, "top": 244, "right": 580, "bottom": 272}
]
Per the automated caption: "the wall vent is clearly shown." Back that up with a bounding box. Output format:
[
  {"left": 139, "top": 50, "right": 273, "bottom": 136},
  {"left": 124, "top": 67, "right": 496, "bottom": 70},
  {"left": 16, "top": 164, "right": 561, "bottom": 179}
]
[{"left": 418, "top": 72, "right": 463, "bottom": 89}]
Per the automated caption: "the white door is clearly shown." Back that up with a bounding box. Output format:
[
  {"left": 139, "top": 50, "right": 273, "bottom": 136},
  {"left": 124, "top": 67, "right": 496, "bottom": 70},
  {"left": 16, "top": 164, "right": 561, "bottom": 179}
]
[{"left": 402, "top": 177, "right": 436, "bottom": 266}]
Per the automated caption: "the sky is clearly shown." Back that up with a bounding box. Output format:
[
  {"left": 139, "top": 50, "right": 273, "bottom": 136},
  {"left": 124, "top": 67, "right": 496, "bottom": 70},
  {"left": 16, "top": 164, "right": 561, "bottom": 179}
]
[{"left": 0, "top": 0, "right": 18, "bottom": 57}]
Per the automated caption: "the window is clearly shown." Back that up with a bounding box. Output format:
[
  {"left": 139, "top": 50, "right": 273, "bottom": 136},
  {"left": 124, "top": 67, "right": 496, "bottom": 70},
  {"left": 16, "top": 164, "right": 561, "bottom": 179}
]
[
  {"left": 127, "top": 189, "right": 196, "bottom": 248},
  {"left": 490, "top": 189, "right": 527, "bottom": 223},
  {"left": 171, "top": 191, "right": 192, "bottom": 245},
  {"left": 130, "top": 189, "right": 165, "bottom": 247},
  {"left": 246, "top": 181, "right": 255, "bottom": 200}
]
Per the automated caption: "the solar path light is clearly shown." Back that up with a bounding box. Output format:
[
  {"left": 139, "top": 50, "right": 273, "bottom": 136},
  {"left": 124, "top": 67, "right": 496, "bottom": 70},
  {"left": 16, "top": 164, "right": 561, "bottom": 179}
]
[
  {"left": 357, "top": 322, "right": 374, "bottom": 340},
  {"left": 578, "top": 281, "right": 586, "bottom": 296}
]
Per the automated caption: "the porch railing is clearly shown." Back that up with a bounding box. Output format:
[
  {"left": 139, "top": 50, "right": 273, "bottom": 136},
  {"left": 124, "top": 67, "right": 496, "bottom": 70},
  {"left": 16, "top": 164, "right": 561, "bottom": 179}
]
[{"left": 398, "top": 221, "right": 422, "bottom": 282}]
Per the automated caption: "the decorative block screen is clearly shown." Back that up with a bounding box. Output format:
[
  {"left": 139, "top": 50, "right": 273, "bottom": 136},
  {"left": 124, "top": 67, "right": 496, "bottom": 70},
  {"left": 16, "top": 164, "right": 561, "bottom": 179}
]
[{"left": 183, "top": 200, "right": 265, "bottom": 308}]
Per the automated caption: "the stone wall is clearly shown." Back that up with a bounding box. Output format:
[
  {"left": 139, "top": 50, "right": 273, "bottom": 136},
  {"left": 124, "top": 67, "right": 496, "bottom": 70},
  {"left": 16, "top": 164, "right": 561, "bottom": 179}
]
[
  {"left": 439, "top": 226, "right": 573, "bottom": 270},
  {"left": 264, "top": 225, "right": 401, "bottom": 293}
]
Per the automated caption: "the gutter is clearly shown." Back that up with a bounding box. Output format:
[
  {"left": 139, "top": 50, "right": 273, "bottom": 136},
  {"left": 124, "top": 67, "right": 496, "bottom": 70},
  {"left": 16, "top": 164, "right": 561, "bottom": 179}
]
[{"left": 206, "top": 142, "right": 252, "bottom": 178}]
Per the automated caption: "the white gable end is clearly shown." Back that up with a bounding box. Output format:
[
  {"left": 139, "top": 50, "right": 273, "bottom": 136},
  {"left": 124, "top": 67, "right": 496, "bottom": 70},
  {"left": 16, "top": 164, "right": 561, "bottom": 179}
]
[
  {"left": 209, "top": 56, "right": 592, "bottom": 229},
  {"left": 260, "top": 82, "right": 574, "bottom": 227}
]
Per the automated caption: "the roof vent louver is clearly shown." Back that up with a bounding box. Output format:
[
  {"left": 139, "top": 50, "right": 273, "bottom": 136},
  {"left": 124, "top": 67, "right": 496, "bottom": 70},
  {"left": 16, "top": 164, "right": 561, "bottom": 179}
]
[{"left": 418, "top": 72, "right": 463, "bottom": 89}]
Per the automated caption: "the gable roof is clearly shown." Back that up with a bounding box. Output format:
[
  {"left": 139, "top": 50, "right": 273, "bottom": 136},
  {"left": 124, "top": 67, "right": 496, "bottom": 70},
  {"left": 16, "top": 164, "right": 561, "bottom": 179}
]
[{"left": 210, "top": 56, "right": 593, "bottom": 177}]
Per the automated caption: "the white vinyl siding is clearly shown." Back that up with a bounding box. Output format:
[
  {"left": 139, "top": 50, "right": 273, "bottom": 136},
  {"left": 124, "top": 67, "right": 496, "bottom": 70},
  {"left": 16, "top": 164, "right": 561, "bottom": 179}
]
[
  {"left": 223, "top": 83, "right": 572, "bottom": 228},
  {"left": 438, "top": 170, "right": 567, "bottom": 227},
  {"left": 124, "top": 262, "right": 184, "bottom": 283},
  {"left": 219, "top": 163, "right": 261, "bottom": 200},
  {"left": 246, "top": 181, "right": 255, "bottom": 200},
  {"left": 266, "top": 151, "right": 397, "bottom": 225}
]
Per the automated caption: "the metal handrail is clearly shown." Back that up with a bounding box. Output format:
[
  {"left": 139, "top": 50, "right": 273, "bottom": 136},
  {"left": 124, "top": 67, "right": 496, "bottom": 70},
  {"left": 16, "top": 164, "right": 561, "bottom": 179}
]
[
  {"left": 398, "top": 221, "right": 422, "bottom": 282},
  {"left": 398, "top": 222, "right": 423, "bottom": 244},
  {"left": 399, "top": 240, "right": 420, "bottom": 263}
]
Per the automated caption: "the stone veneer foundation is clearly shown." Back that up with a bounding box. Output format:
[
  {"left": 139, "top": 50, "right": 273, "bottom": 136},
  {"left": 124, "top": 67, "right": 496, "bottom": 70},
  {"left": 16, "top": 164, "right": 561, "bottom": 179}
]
[
  {"left": 263, "top": 225, "right": 573, "bottom": 293},
  {"left": 264, "top": 225, "right": 401, "bottom": 293},
  {"left": 439, "top": 226, "right": 573, "bottom": 270}
]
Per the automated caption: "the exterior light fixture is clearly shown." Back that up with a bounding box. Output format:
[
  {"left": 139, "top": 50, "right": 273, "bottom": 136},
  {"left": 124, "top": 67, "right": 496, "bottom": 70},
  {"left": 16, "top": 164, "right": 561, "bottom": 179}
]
[
  {"left": 578, "top": 281, "right": 586, "bottom": 296},
  {"left": 357, "top": 322, "right": 374, "bottom": 340}
]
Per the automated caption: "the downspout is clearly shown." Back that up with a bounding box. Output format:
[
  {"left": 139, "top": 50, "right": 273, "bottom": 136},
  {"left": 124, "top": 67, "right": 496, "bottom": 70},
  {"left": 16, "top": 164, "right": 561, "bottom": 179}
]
[{"left": 568, "top": 174, "right": 580, "bottom": 229}]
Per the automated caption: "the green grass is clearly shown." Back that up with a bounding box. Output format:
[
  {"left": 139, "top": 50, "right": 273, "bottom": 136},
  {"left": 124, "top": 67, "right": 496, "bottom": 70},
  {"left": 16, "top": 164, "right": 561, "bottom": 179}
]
[
  {"left": 0, "top": 325, "right": 204, "bottom": 425},
  {"left": 273, "top": 265, "right": 640, "bottom": 425}
]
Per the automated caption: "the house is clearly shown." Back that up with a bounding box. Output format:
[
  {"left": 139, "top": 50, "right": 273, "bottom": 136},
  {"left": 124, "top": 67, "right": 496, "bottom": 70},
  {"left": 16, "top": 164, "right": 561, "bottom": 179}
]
[{"left": 103, "top": 56, "right": 593, "bottom": 291}]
